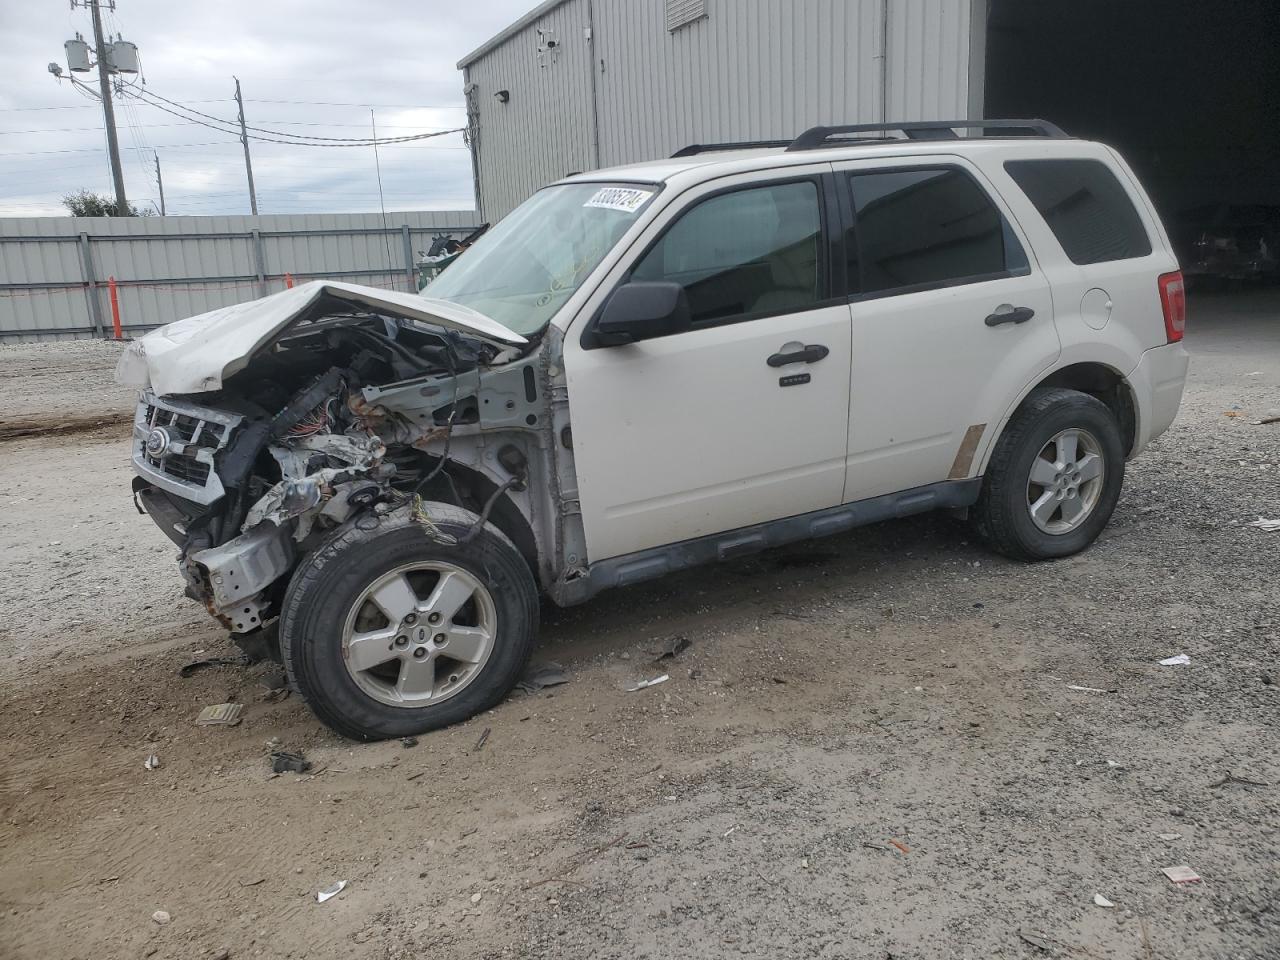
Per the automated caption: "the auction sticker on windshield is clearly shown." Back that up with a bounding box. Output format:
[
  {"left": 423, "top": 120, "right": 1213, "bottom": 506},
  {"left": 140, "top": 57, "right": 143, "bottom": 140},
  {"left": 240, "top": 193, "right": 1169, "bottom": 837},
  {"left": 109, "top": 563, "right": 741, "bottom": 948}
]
[{"left": 583, "top": 186, "right": 654, "bottom": 213}]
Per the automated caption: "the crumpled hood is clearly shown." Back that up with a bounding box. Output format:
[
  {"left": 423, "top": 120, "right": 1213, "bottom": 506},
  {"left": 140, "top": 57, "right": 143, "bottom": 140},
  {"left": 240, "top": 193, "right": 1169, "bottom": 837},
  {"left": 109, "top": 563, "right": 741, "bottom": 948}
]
[{"left": 115, "top": 279, "right": 526, "bottom": 397}]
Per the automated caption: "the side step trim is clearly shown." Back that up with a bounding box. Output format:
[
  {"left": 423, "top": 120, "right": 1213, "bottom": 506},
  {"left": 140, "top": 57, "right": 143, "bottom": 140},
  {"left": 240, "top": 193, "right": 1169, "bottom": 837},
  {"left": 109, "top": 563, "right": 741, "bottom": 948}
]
[{"left": 553, "top": 478, "right": 981, "bottom": 605}]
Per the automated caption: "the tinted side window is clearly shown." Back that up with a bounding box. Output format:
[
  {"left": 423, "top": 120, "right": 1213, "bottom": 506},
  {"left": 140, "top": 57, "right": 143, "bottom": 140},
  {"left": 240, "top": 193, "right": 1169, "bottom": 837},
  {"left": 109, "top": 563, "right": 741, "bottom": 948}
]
[
  {"left": 631, "top": 181, "right": 822, "bottom": 326},
  {"left": 846, "top": 167, "right": 1022, "bottom": 296},
  {"left": 1004, "top": 159, "right": 1152, "bottom": 265}
]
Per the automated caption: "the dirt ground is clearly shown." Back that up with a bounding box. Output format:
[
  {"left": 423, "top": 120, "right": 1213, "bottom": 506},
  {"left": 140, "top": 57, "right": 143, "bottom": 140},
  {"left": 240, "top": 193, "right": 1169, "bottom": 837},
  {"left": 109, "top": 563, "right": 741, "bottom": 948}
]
[{"left": 1, "top": 293, "right": 1278, "bottom": 960}]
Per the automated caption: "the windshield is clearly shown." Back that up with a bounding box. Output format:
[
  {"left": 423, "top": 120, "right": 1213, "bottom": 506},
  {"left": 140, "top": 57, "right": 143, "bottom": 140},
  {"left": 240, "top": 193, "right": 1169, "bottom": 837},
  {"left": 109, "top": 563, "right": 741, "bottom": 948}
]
[{"left": 423, "top": 181, "right": 658, "bottom": 335}]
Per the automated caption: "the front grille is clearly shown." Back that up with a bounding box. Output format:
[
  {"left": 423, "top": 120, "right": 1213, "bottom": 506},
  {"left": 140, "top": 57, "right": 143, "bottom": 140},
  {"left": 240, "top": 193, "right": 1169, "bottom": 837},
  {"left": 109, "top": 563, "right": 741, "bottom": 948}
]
[
  {"left": 133, "top": 394, "right": 243, "bottom": 505},
  {"left": 157, "top": 409, "right": 225, "bottom": 449}
]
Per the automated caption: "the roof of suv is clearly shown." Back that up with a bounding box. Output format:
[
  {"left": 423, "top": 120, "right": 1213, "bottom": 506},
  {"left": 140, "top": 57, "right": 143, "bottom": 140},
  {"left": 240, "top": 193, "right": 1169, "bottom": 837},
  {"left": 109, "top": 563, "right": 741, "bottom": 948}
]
[
  {"left": 558, "top": 120, "right": 1107, "bottom": 190},
  {"left": 561, "top": 139, "right": 1119, "bottom": 191}
]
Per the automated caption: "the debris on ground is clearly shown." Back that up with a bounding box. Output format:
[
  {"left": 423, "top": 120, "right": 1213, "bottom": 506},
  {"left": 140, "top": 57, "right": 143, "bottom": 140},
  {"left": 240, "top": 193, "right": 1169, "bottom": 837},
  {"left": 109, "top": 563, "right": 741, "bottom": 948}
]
[
  {"left": 473, "top": 727, "right": 491, "bottom": 752},
  {"left": 888, "top": 839, "right": 910, "bottom": 854},
  {"left": 1253, "top": 415, "right": 1280, "bottom": 425},
  {"left": 316, "top": 880, "right": 348, "bottom": 903},
  {"left": 517, "top": 661, "right": 570, "bottom": 693},
  {"left": 1247, "top": 518, "right": 1280, "bottom": 532},
  {"left": 1066, "top": 684, "right": 1114, "bottom": 694},
  {"left": 1207, "top": 772, "right": 1269, "bottom": 789},
  {"left": 270, "top": 751, "right": 311, "bottom": 774},
  {"left": 1159, "top": 654, "right": 1192, "bottom": 666},
  {"left": 1017, "top": 929, "right": 1054, "bottom": 952},
  {"left": 400, "top": 737, "right": 418, "bottom": 749},
  {"left": 470, "top": 891, "right": 483, "bottom": 904},
  {"left": 1161, "top": 865, "right": 1202, "bottom": 885},
  {"left": 195, "top": 703, "right": 243, "bottom": 726},
  {"left": 1158, "top": 833, "right": 1183, "bottom": 841},
  {"left": 522, "top": 833, "right": 628, "bottom": 892},
  {"left": 143, "top": 754, "right": 160, "bottom": 771},
  {"left": 1093, "top": 893, "right": 1115, "bottom": 908},
  {"left": 625, "top": 674, "right": 669, "bottom": 692},
  {"left": 151, "top": 910, "right": 171, "bottom": 925},
  {"left": 178, "top": 656, "right": 250, "bottom": 678},
  {"left": 653, "top": 635, "right": 691, "bottom": 660}
]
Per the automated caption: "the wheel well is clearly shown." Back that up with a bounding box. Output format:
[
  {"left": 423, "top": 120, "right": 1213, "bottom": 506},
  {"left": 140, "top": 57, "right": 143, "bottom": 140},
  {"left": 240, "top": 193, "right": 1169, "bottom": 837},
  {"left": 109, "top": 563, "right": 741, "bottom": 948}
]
[
  {"left": 1028, "top": 363, "right": 1137, "bottom": 455},
  {"left": 412, "top": 457, "right": 540, "bottom": 576}
]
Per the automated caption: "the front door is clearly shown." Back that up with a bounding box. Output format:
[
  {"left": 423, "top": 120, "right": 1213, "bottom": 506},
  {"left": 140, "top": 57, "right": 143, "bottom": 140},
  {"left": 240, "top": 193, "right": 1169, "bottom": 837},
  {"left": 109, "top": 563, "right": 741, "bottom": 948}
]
[
  {"left": 831, "top": 158, "right": 1061, "bottom": 501},
  {"left": 561, "top": 170, "right": 852, "bottom": 562}
]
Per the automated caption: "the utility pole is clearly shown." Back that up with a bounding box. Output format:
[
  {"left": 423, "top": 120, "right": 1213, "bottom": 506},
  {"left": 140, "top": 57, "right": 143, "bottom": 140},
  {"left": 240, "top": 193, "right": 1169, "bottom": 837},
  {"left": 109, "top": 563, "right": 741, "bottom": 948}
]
[
  {"left": 154, "top": 150, "right": 166, "bottom": 215},
  {"left": 87, "top": 0, "right": 128, "bottom": 215},
  {"left": 233, "top": 76, "right": 259, "bottom": 215}
]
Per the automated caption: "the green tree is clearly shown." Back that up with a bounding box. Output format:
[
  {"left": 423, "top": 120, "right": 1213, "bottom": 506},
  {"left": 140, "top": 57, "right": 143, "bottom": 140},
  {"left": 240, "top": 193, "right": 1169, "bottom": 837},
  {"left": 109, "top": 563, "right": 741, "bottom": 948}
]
[{"left": 62, "top": 190, "right": 154, "bottom": 217}]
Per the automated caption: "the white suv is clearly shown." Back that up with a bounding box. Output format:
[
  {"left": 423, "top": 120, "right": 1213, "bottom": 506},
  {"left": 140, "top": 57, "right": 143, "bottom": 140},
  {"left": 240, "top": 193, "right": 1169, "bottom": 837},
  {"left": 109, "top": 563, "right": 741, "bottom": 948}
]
[{"left": 120, "top": 119, "right": 1189, "bottom": 740}]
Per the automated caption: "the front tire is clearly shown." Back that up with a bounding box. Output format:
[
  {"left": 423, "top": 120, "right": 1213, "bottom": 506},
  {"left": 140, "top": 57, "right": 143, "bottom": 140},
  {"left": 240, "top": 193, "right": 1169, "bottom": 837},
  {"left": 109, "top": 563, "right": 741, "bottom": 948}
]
[
  {"left": 973, "top": 387, "right": 1125, "bottom": 561},
  {"left": 280, "top": 502, "right": 538, "bottom": 740}
]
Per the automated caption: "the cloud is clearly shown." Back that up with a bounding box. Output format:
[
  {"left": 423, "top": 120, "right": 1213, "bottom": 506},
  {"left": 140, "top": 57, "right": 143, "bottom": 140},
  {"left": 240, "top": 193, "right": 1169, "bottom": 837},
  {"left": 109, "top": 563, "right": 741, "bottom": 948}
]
[{"left": 0, "top": 0, "right": 535, "bottom": 217}]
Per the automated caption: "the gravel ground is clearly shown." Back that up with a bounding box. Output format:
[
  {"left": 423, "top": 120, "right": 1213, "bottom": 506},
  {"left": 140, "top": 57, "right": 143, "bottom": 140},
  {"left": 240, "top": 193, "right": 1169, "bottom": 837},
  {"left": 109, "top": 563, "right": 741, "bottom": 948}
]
[
  {"left": 0, "top": 291, "right": 1277, "bottom": 960},
  {"left": 0, "top": 338, "right": 134, "bottom": 436}
]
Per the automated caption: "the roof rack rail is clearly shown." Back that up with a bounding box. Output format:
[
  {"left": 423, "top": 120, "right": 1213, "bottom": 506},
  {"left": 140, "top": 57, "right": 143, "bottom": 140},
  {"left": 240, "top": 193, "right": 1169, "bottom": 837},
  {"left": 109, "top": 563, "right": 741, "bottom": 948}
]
[
  {"left": 671, "top": 139, "right": 793, "bottom": 158},
  {"left": 786, "top": 119, "right": 1069, "bottom": 151}
]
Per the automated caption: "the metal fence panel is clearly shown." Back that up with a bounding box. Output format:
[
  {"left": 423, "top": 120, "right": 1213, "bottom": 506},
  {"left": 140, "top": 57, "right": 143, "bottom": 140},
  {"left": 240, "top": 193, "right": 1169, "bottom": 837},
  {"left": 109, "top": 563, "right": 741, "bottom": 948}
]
[{"left": 0, "top": 211, "right": 481, "bottom": 342}]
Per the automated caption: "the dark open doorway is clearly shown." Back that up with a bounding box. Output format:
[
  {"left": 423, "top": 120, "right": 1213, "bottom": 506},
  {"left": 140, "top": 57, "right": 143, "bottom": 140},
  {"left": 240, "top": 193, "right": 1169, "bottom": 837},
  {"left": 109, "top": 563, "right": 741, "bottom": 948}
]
[{"left": 985, "top": 0, "right": 1280, "bottom": 223}]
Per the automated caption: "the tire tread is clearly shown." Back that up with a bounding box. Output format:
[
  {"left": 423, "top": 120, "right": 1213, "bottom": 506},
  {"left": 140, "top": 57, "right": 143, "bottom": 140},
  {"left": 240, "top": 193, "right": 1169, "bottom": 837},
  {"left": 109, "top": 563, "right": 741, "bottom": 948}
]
[{"left": 973, "top": 387, "right": 1123, "bottom": 562}]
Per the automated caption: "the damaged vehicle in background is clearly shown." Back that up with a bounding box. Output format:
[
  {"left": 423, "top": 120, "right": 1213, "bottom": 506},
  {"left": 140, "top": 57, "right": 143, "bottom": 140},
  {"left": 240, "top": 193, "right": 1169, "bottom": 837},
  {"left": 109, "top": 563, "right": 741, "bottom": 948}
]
[
  {"left": 121, "top": 120, "right": 1189, "bottom": 740},
  {"left": 1174, "top": 203, "right": 1280, "bottom": 286}
]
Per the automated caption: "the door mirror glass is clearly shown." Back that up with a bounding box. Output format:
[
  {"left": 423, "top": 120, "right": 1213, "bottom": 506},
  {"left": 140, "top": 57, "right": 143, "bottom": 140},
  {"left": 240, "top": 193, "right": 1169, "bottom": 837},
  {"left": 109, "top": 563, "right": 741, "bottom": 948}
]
[{"left": 594, "top": 281, "right": 692, "bottom": 345}]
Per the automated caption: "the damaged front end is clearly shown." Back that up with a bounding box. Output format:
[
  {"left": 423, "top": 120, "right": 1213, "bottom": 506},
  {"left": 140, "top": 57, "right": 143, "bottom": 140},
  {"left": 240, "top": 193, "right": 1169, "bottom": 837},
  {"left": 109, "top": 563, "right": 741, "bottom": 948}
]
[{"left": 123, "top": 281, "right": 550, "bottom": 644}]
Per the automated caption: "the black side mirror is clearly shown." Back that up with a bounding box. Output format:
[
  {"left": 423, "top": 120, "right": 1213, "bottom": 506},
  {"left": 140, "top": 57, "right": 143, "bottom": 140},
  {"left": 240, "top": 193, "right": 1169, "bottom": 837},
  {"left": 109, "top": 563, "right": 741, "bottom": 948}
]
[{"left": 593, "top": 281, "right": 692, "bottom": 346}]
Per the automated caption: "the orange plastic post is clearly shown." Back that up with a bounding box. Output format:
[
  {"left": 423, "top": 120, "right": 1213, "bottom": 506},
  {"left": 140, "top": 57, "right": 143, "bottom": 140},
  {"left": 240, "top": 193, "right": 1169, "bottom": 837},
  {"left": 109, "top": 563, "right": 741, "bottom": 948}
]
[
  {"left": 107, "top": 276, "right": 123, "bottom": 339},
  {"left": 284, "top": 272, "right": 294, "bottom": 289}
]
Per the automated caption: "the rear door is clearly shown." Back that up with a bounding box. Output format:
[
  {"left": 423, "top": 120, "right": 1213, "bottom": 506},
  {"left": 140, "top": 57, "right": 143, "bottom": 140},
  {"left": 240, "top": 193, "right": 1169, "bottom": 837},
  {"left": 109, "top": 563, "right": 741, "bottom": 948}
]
[{"left": 831, "top": 157, "right": 1060, "bottom": 501}]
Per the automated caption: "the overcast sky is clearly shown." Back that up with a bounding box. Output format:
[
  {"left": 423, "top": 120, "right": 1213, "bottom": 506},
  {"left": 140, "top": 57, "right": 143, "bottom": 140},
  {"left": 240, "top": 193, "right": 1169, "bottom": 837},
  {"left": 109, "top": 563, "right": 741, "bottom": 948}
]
[{"left": 0, "top": 0, "right": 535, "bottom": 217}]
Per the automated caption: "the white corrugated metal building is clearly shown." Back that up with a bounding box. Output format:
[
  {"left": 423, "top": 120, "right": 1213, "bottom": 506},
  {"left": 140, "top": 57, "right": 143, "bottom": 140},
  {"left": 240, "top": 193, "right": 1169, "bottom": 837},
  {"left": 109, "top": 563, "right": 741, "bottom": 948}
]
[
  {"left": 460, "top": 0, "right": 983, "bottom": 221},
  {"left": 459, "top": 0, "right": 1280, "bottom": 224}
]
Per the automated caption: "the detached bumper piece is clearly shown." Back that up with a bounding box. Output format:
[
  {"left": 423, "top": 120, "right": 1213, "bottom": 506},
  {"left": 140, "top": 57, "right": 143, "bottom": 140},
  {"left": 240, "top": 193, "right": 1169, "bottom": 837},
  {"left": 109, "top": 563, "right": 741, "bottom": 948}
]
[{"left": 190, "top": 522, "right": 295, "bottom": 633}]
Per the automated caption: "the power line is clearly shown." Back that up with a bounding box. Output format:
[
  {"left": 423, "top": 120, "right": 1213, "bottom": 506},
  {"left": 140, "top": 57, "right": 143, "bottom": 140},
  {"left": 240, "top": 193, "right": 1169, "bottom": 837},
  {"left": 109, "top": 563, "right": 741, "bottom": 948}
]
[
  {"left": 125, "top": 87, "right": 465, "bottom": 146},
  {"left": 0, "top": 140, "right": 229, "bottom": 157},
  {"left": 3, "top": 119, "right": 461, "bottom": 135},
  {"left": 245, "top": 97, "right": 458, "bottom": 109}
]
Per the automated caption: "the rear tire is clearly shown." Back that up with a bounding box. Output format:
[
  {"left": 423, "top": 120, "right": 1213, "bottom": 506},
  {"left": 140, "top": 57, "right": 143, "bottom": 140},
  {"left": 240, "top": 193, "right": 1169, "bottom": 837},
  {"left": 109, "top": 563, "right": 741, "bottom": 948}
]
[
  {"left": 280, "top": 502, "right": 538, "bottom": 740},
  {"left": 973, "top": 387, "right": 1125, "bottom": 561}
]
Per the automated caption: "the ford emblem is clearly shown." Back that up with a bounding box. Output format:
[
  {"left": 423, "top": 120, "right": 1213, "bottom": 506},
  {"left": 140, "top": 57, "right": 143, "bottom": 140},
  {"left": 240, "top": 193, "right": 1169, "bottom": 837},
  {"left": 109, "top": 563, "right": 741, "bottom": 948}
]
[{"left": 145, "top": 426, "right": 171, "bottom": 457}]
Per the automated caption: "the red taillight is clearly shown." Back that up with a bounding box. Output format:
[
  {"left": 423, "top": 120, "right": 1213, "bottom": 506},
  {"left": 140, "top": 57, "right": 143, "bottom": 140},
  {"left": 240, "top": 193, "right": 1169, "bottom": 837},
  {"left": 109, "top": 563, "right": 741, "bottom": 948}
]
[{"left": 1158, "top": 271, "right": 1186, "bottom": 343}]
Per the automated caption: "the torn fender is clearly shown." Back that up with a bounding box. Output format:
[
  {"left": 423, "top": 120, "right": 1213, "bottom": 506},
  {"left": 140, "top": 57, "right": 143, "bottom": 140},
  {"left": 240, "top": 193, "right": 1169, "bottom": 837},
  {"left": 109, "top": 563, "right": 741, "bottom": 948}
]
[{"left": 115, "top": 279, "right": 527, "bottom": 397}]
